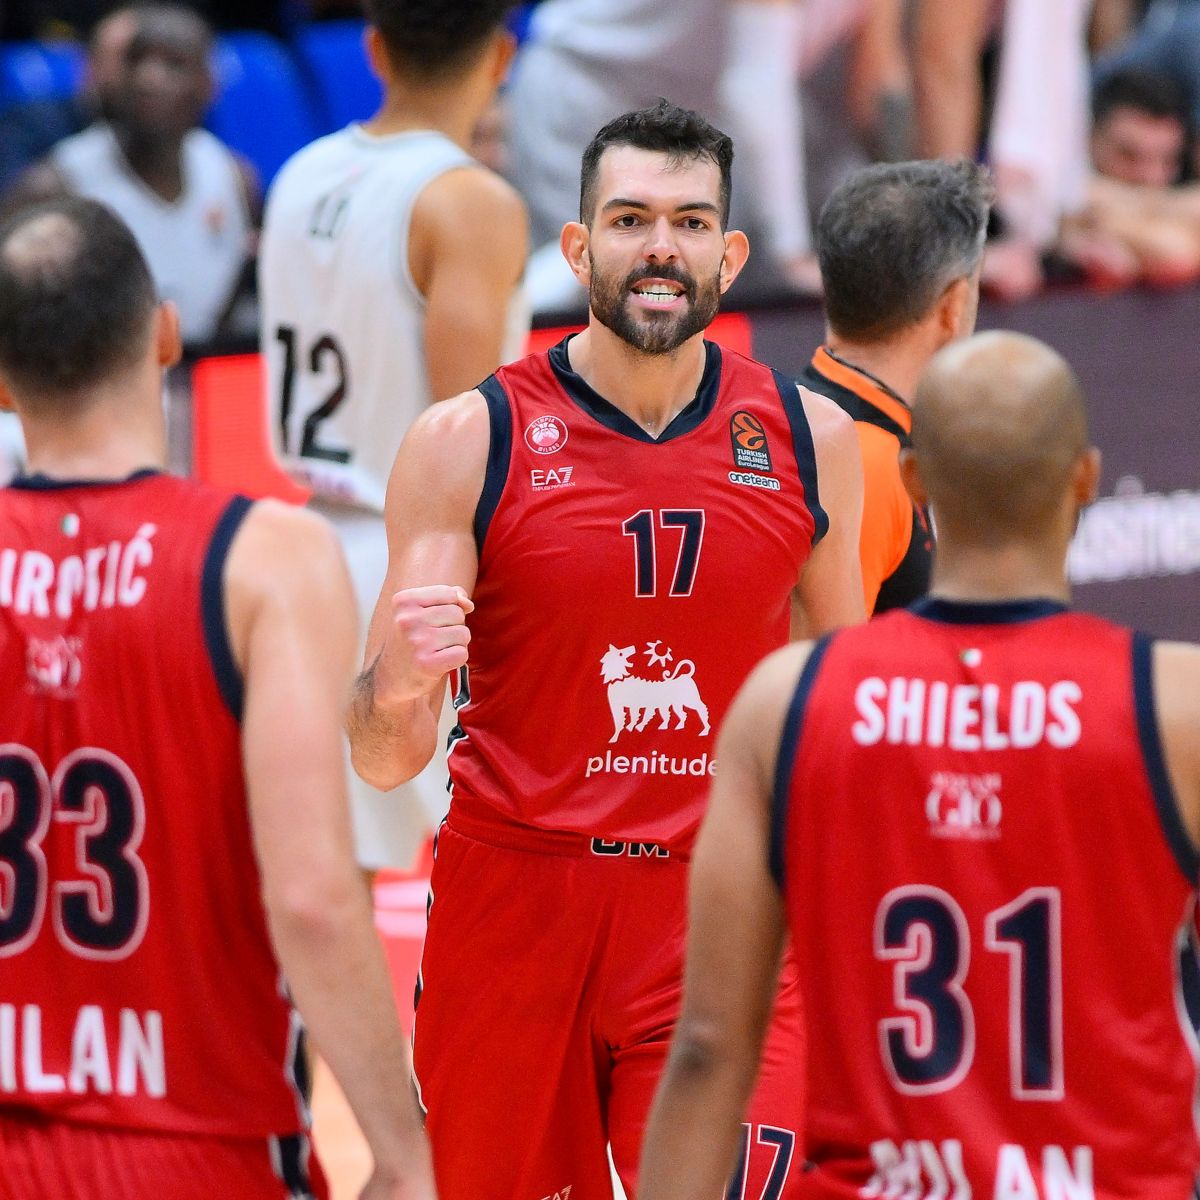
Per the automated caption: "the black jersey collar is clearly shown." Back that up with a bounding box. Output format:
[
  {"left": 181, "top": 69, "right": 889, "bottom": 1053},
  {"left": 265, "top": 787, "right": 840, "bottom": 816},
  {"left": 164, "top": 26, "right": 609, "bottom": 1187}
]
[
  {"left": 547, "top": 335, "right": 722, "bottom": 444},
  {"left": 8, "top": 467, "right": 162, "bottom": 491},
  {"left": 912, "top": 596, "right": 1070, "bottom": 625}
]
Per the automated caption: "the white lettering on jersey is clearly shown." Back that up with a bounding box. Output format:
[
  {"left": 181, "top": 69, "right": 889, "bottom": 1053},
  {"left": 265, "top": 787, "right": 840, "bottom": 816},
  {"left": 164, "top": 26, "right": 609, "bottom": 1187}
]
[
  {"left": 859, "top": 1139, "right": 1093, "bottom": 1199},
  {"left": 0, "top": 525, "right": 156, "bottom": 619},
  {"left": 0, "top": 1004, "right": 165, "bottom": 1099},
  {"left": 852, "top": 678, "right": 1082, "bottom": 750}
]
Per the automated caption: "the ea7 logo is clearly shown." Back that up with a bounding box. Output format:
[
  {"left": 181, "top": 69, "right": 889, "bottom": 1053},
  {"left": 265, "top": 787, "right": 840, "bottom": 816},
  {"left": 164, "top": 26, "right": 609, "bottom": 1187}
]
[
  {"left": 530, "top": 466, "right": 575, "bottom": 491},
  {"left": 538, "top": 1188, "right": 572, "bottom": 1200}
]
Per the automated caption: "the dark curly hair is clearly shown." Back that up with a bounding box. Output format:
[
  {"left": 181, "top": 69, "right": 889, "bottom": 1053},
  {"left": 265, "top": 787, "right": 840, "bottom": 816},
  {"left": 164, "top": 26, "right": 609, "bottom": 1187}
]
[{"left": 365, "top": 0, "right": 515, "bottom": 78}]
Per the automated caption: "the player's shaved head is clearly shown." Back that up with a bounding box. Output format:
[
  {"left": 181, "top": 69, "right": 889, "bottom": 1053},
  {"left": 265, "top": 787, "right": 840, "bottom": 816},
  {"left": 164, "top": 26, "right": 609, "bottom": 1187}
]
[
  {"left": 912, "top": 332, "right": 1089, "bottom": 543},
  {"left": 0, "top": 198, "right": 157, "bottom": 408}
]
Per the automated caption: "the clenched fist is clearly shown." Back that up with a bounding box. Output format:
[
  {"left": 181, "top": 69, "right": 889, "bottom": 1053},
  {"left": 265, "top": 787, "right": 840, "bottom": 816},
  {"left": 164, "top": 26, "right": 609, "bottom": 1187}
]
[{"left": 372, "top": 584, "right": 475, "bottom": 707}]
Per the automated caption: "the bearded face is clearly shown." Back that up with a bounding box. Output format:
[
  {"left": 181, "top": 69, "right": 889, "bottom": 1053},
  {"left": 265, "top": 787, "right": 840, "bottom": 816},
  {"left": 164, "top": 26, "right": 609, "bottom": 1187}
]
[{"left": 588, "top": 258, "right": 722, "bottom": 355}]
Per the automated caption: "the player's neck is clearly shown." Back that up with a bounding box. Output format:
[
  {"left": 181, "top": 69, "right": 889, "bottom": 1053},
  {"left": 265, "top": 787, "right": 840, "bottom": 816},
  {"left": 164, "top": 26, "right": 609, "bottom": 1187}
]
[
  {"left": 568, "top": 325, "right": 708, "bottom": 439},
  {"left": 929, "top": 543, "right": 1072, "bottom": 606},
  {"left": 17, "top": 387, "right": 166, "bottom": 482},
  {"left": 823, "top": 333, "right": 931, "bottom": 403},
  {"left": 363, "top": 81, "right": 487, "bottom": 151}
]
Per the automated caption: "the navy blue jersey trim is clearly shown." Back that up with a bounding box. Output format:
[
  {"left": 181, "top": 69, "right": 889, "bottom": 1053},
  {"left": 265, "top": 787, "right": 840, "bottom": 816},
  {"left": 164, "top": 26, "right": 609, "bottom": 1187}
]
[
  {"left": 474, "top": 375, "right": 513, "bottom": 555},
  {"left": 774, "top": 370, "right": 829, "bottom": 546},
  {"left": 201, "top": 495, "right": 253, "bottom": 722},
  {"left": 9, "top": 467, "right": 161, "bottom": 491},
  {"left": 1133, "top": 632, "right": 1199, "bottom": 883},
  {"left": 769, "top": 635, "right": 834, "bottom": 890},
  {"left": 547, "top": 335, "right": 722, "bottom": 444},
  {"left": 912, "top": 597, "right": 1069, "bottom": 625}
]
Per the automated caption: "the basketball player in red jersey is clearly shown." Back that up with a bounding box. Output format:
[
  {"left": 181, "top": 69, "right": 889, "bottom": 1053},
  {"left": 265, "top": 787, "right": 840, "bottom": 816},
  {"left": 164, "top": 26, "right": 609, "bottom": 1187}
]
[
  {"left": 640, "top": 330, "right": 1200, "bottom": 1199},
  {"left": 348, "top": 101, "right": 865, "bottom": 1199},
  {"left": 0, "top": 199, "right": 434, "bottom": 1200}
]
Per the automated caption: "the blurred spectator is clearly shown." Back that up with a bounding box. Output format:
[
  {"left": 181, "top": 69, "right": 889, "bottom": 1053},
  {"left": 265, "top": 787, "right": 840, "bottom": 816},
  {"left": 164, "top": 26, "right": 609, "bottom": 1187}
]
[
  {"left": 1, "top": 4, "right": 257, "bottom": 345},
  {"left": 1, "top": 0, "right": 287, "bottom": 38},
  {"left": 1096, "top": 0, "right": 1200, "bottom": 130},
  {"left": 1060, "top": 67, "right": 1200, "bottom": 288},
  {"left": 0, "top": 6, "right": 136, "bottom": 194},
  {"left": 1091, "top": 67, "right": 1191, "bottom": 186},
  {"left": 722, "top": 0, "right": 913, "bottom": 295},
  {"left": 914, "top": 0, "right": 1094, "bottom": 301}
]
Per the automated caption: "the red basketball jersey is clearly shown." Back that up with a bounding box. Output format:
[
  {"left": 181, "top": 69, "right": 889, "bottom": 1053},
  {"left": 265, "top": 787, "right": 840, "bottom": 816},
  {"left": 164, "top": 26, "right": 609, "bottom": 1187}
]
[
  {"left": 449, "top": 337, "right": 827, "bottom": 850},
  {"left": 0, "top": 472, "right": 309, "bottom": 1139},
  {"left": 774, "top": 598, "right": 1200, "bottom": 1198}
]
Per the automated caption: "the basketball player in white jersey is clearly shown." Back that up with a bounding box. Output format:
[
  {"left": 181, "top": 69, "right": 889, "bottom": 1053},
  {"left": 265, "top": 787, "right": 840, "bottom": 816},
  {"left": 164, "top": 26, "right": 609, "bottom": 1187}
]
[{"left": 259, "top": 0, "right": 529, "bottom": 871}]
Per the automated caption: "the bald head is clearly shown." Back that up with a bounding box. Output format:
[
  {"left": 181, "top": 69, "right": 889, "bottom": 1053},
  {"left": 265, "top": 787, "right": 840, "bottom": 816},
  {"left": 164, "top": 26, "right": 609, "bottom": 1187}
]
[
  {"left": 0, "top": 198, "right": 157, "bottom": 407},
  {"left": 912, "top": 332, "right": 1091, "bottom": 544}
]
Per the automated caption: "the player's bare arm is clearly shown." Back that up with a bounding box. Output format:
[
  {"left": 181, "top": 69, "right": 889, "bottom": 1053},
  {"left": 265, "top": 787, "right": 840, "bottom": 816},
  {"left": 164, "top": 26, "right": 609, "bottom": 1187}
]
[
  {"left": 791, "top": 387, "right": 867, "bottom": 638},
  {"left": 639, "top": 643, "right": 812, "bottom": 1199},
  {"left": 410, "top": 167, "right": 529, "bottom": 402},
  {"left": 1151, "top": 641, "right": 1200, "bottom": 848},
  {"left": 348, "top": 391, "right": 489, "bottom": 791},
  {"left": 226, "top": 500, "right": 436, "bottom": 1200}
]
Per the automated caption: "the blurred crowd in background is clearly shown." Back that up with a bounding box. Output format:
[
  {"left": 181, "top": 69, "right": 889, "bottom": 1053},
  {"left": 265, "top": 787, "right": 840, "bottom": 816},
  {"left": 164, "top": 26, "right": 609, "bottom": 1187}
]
[{"left": 3, "top": 0, "right": 1200, "bottom": 347}]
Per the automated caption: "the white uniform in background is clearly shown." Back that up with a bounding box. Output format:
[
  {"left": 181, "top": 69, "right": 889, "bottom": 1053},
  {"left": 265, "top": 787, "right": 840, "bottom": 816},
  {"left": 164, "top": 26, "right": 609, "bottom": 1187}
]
[
  {"left": 259, "top": 126, "right": 528, "bottom": 870},
  {"left": 52, "top": 123, "right": 250, "bottom": 345}
]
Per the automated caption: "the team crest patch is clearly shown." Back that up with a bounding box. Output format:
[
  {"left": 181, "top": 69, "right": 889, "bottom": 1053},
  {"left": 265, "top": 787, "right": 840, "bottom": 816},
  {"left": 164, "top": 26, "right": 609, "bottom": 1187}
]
[
  {"left": 525, "top": 414, "right": 569, "bottom": 455},
  {"left": 730, "top": 411, "right": 772, "bottom": 472}
]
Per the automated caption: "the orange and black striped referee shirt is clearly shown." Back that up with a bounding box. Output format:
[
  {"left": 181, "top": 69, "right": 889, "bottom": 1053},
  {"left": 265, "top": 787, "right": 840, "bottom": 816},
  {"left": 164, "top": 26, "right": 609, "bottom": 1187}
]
[{"left": 800, "top": 346, "right": 933, "bottom": 614}]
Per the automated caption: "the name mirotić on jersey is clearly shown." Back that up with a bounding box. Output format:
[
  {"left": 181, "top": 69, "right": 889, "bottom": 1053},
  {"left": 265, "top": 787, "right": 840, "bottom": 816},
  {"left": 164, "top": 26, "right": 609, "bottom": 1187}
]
[
  {"left": 0, "top": 527, "right": 157, "bottom": 618},
  {"left": 851, "top": 677, "right": 1083, "bottom": 751},
  {"left": 0, "top": 1004, "right": 165, "bottom": 1099}
]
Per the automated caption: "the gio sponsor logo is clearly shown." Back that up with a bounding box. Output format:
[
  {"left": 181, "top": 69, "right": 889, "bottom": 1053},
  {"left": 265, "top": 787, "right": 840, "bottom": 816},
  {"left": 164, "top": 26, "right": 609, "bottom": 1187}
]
[
  {"left": 26, "top": 634, "right": 83, "bottom": 696},
  {"left": 524, "top": 414, "right": 569, "bottom": 455},
  {"left": 925, "top": 771, "right": 1002, "bottom": 840},
  {"left": 530, "top": 466, "right": 575, "bottom": 491}
]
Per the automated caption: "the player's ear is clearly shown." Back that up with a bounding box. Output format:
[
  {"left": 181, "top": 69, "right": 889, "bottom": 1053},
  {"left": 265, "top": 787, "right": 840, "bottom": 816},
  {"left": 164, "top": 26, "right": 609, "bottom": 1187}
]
[
  {"left": 1073, "top": 446, "right": 1102, "bottom": 507},
  {"left": 561, "top": 221, "right": 592, "bottom": 285},
  {"left": 720, "top": 229, "right": 750, "bottom": 293},
  {"left": 0, "top": 373, "right": 16, "bottom": 413},
  {"left": 364, "top": 25, "right": 392, "bottom": 85},
  {"left": 935, "top": 276, "right": 971, "bottom": 342},
  {"left": 491, "top": 29, "right": 517, "bottom": 84},
  {"left": 899, "top": 448, "right": 928, "bottom": 509},
  {"left": 155, "top": 302, "right": 182, "bottom": 370}
]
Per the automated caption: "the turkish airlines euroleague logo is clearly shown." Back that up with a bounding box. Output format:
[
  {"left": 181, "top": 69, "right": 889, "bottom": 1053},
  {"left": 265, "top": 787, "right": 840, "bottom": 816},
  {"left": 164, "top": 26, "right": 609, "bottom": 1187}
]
[
  {"left": 730, "top": 411, "right": 772, "bottom": 473},
  {"left": 525, "top": 414, "right": 568, "bottom": 455}
]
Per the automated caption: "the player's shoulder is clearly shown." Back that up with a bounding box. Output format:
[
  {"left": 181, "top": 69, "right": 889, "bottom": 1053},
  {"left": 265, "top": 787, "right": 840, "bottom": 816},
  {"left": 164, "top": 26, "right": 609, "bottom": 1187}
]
[
  {"left": 404, "top": 388, "right": 492, "bottom": 458},
  {"left": 226, "top": 499, "right": 344, "bottom": 596},
  {"left": 415, "top": 163, "right": 528, "bottom": 258},
  {"left": 797, "top": 382, "right": 856, "bottom": 442},
  {"left": 421, "top": 162, "right": 526, "bottom": 223},
  {"left": 266, "top": 129, "right": 354, "bottom": 201}
]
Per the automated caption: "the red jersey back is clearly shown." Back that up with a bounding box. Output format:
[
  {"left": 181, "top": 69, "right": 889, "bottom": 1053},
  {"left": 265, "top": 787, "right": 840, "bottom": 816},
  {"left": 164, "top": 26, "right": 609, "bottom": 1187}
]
[
  {"left": 774, "top": 598, "right": 1199, "bottom": 1198},
  {"left": 0, "top": 472, "right": 308, "bottom": 1139},
  {"left": 449, "top": 337, "right": 826, "bottom": 850}
]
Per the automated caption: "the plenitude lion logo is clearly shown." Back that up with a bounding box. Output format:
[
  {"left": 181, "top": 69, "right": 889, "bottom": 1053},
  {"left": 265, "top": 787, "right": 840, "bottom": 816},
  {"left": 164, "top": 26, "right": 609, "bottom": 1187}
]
[
  {"left": 525, "top": 414, "right": 569, "bottom": 455},
  {"left": 730, "top": 411, "right": 772, "bottom": 473}
]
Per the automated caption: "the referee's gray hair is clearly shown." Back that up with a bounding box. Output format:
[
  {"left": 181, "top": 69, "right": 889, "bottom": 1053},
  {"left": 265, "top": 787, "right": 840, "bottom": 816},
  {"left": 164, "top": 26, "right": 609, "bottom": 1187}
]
[{"left": 816, "top": 160, "right": 994, "bottom": 341}]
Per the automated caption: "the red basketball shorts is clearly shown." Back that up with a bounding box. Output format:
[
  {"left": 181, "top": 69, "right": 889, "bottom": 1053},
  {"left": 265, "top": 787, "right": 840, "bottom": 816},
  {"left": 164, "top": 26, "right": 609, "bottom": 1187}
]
[
  {"left": 0, "top": 1111, "right": 329, "bottom": 1200},
  {"left": 412, "top": 818, "right": 805, "bottom": 1200}
]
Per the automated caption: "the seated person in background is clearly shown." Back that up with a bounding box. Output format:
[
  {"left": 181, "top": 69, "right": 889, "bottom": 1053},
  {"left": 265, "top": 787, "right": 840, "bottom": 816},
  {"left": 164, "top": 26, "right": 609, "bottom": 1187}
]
[
  {"left": 1, "top": 4, "right": 257, "bottom": 348},
  {"left": 1061, "top": 67, "right": 1200, "bottom": 288},
  {"left": 0, "top": 6, "right": 137, "bottom": 194}
]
